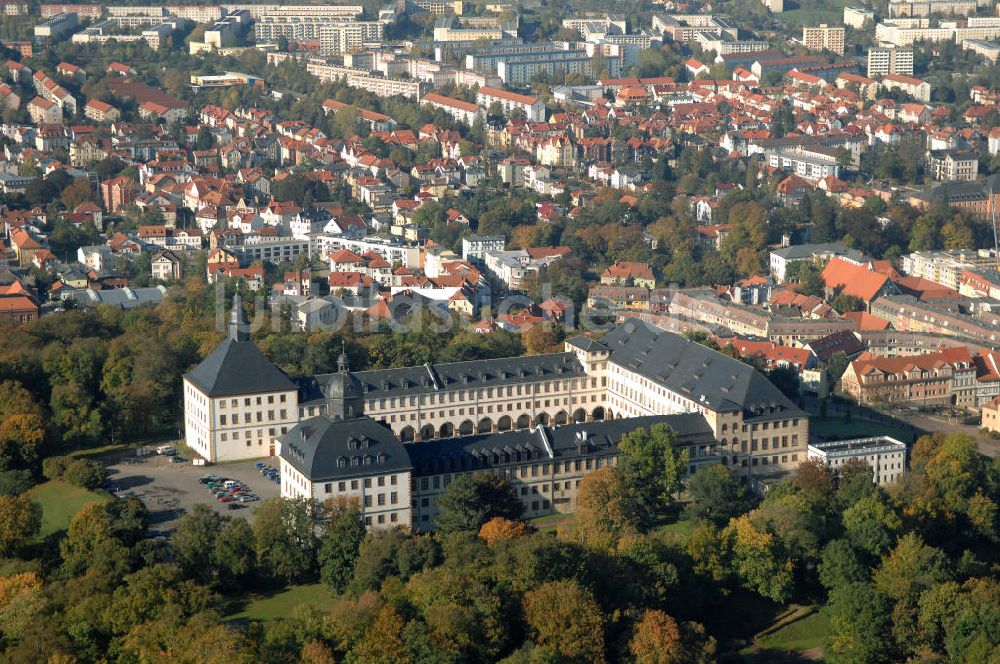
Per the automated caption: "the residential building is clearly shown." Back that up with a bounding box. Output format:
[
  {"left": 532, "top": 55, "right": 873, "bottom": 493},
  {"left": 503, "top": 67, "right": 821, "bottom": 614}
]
[
  {"left": 882, "top": 73, "right": 931, "bottom": 102},
  {"left": 476, "top": 86, "right": 546, "bottom": 122},
  {"left": 807, "top": 437, "right": 908, "bottom": 486},
  {"left": 926, "top": 150, "right": 979, "bottom": 181},
  {"left": 841, "top": 346, "right": 977, "bottom": 408},
  {"left": 151, "top": 250, "right": 182, "bottom": 282},
  {"left": 101, "top": 176, "right": 139, "bottom": 213},
  {"left": 421, "top": 92, "right": 483, "bottom": 125},
  {"left": 84, "top": 99, "right": 120, "bottom": 123},
  {"left": 867, "top": 47, "right": 914, "bottom": 77},
  {"left": 769, "top": 243, "right": 867, "bottom": 283},
  {"left": 802, "top": 25, "right": 845, "bottom": 56},
  {"left": 27, "top": 97, "right": 61, "bottom": 124}
]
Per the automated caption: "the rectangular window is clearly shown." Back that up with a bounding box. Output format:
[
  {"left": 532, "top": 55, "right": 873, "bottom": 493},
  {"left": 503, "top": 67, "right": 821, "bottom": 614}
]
[{"left": 324, "top": 483, "right": 332, "bottom": 493}]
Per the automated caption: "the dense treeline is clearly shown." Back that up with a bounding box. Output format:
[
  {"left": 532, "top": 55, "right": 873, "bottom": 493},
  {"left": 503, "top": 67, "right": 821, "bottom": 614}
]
[{"left": 1, "top": 420, "right": 996, "bottom": 661}]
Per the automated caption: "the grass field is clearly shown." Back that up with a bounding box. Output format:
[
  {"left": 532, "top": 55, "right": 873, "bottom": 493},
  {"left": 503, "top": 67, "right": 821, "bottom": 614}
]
[
  {"left": 28, "top": 480, "right": 112, "bottom": 537},
  {"left": 528, "top": 512, "right": 574, "bottom": 533},
  {"left": 758, "top": 609, "right": 831, "bottom": 652},
  {"left": 811, "top": 416, "right": 914, "bottom": 443},
  {"left": 778, "top": 0, "right": 848, "bottom": 26},
  {"left": 654, "top": 515, "right": 697, "bottom": 538},
  {"left": 226, "top": 583, "right": 338, "bottom": 621}
]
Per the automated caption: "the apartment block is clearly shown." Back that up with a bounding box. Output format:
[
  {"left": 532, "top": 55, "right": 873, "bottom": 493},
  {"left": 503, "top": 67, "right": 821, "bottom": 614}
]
[
  {"left": 867, "top": 46, "right": 914, "bottom": 77},
  {"left": 802, "top": 24, "right": 845, "bottom": 55}
]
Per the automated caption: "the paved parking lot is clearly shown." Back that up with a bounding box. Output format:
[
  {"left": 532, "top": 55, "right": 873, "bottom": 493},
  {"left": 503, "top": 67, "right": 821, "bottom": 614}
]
[{"left": 102, "top": 453, "right": 281, "bottom": 534}]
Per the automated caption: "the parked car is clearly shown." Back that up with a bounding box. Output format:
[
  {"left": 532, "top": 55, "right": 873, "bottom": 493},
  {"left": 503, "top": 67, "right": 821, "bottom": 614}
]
[
  {"left": 254, "top": 462, "right": 266, "bottom": 469},
  {"left": 227, "top": 502, "right": 245, "bottom": 510},
  {"left": 217, "top": 495, "right": 233, "bottom": 503},
  {"left": 200, "top": 475, "right": 220, "bottom": 484}
]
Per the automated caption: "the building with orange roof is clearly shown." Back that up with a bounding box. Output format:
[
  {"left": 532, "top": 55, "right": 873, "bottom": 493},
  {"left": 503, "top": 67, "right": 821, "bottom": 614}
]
[
  {"left": 841, "top": 346, "right": 976, "bottom": 407},
  {"left": 843, "top": 311, "right": 891, "bottom": 331},
  {"left": 716, "top": 337, "right": 816, "bottom": 372},
  {"left": 821, "top": 257, "right": 898, "bottom": 305}
]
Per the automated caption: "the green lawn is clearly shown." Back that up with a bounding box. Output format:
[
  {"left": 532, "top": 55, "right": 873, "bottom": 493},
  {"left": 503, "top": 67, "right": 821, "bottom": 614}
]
[
  {"left": 778, "top": 0, "right": 848, "bottom": 26},
  {"left": 28, "top": 480, "right": 112, "bottom": 537},
  {"left": 811, "top": 416, "right": 914, "bottom": 443},
  {"left": 758, "top": 609, "right": 831, "bottom": 652},
  {"left": 226, "top": 583, "right": 338, "bottom": 621},
  {"left": 528, "top": 512, "right": 575, "bottom": 533},
  {"left": 654, "top": 516, "right": 697, "bottom": 538}
]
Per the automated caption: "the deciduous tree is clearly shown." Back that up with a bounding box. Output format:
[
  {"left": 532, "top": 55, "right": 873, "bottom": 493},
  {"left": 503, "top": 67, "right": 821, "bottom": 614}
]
[
  {"left": 434, "top": 473, "right": 523, "bottom": 534},
  {"left": 523, "top": 579, "right": 605, "bottom": 663}
]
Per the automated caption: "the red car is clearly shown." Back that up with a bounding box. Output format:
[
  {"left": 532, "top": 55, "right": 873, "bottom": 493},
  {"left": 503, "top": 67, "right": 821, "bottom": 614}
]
[
  {"left": 217, "top": 495, "right": 233, "bottom": 503},
  {"left": 228, "top": 486, "right": 245, "bottom": 494}
]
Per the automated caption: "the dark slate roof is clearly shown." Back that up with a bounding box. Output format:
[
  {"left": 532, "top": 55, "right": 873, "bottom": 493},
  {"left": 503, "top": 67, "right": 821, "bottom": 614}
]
[
  {"left": 185, "top": 338, "right": 296, "bottom": 398},
  {"left": 280, "top": 416, "right": 412, "bottom": 482},
  {"left": 302, "top": 352, "right": 586, "bottom": 404},
  {"left": 601, "top": 318, "right": 806, "bottom": 419},
  {"left": 566, "top": 335, "right": 609, "bottom": 353},
  {"left": 406, "top": 413, "right": 714, "bottom": 477},
  {"left": 805, "top": 329, "right": 865, "bottom": 363},
  {"left": 283, "top": 413, "right": 714, "bottom": 481}
]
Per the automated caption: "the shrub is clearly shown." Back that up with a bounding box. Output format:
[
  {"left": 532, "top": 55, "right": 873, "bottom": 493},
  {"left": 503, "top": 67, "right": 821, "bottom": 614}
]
[
  {"left": 41, "top": 456, "right": 72, "bottom": 482},
  {"left": 62, "top": 459, "right": 107, "bottom": 490}
]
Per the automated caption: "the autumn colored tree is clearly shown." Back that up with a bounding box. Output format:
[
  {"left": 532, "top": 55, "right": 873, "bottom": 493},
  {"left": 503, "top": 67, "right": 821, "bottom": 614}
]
[
  {"left": 794, "top": 459, "right": 835, "bottom": 505},
  {"left": 0, "top": 494, "right": 41, "bottom": 557},
  {"left": 572, "top": 466, "right": 642, "bottom": 550},
  {"left": 523, "top": 579, "right": 605, "bottom": 663},
  {"left": 478, "top": 516, "right": 527, "bottom": 546},
  {"left": 350, "top": 605, "right": 409, "bottom": 664},
  {"left": 629, "top": 610, "right": 683, "bottom": 664}
]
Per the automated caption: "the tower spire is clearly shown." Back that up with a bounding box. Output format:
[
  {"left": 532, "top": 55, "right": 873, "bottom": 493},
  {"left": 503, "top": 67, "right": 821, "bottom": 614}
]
[
  {"left": 229, "top": 293, "right": 250, "bottom": 342},
  {"left": 337, "top": 340, "right": 349, "bottom": 373}
]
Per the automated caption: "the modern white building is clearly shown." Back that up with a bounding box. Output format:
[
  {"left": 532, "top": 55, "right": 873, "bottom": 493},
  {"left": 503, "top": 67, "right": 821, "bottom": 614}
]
[
  {"left": 476, "top": 86, "right": 546, "bottom": 122},
  {"left": 807, "top": 437, "right": 908, "bottom": 486}
]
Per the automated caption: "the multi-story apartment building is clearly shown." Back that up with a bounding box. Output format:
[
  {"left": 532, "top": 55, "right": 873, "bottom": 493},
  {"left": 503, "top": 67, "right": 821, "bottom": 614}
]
[
  {"left": 882, "top": 73, "right": 931, "bottom": 102},
  {"left": 769, "top": 242, "right": 867, "bottom": 283},
  {"left": 802, "top": 25, "right": 845, "bottom": 56},
  {"left": 421, "top": 92, "right": 483, "bottom": 125},
  {"left": 652, "top": 14, "right": 738, "bottom": 42},
  {"left": 40, "top": 3, "right": 102, "bottom": 18},
  {"left": 462, "top": 234, "right": 506, "bottom": 263},
  {"left": 255, "top": 16, "right": 383, "bottom": 55},
  {"left": 766, "top": 146, "right": 842, "bottom": 182},
  {"left": 476, "top": 86, "right": 546, "bottom": 122},
  {"left": 889, "top": 0, "right": 979, "bottom": 17},
  {"left": 841, "top": 346, "right": 977, "bottom": 407},
  {"left": 807, "top": 437, "right": 908, "bottom": 486},
  {"left": 867, "top": 47, "right": 914, "bottom": 77},
  {"left": 901, "top": 249, "right": 998, "bottom": 289},
  {"left": 926, "top": 150, "right": 979, "bottom": 181},
  {"left": 870, "top": 295, "right": 1000, "bottom": 345},
  {"left": 876, "top": 17, "right": 1000, "bottom": 47},
  {"left": 497, "top": 54, "right": 593, "bottom": 84}
]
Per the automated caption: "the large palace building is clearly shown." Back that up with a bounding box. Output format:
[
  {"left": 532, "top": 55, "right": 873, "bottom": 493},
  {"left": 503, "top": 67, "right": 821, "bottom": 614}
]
[{"left": 184, "top": 297, "right": 810, "bottom": 528}]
